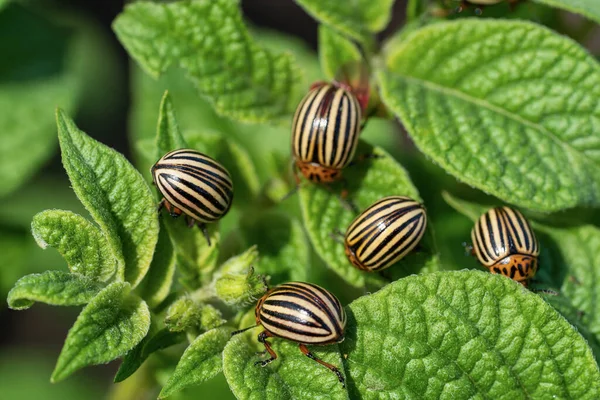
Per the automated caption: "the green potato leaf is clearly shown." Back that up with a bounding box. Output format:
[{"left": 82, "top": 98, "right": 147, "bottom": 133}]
[
  {"left": 318, "top": 25, "right": 362, "bottom": 80},
  {"left": 294, "top": 0, "right": 394, "bottom": 44},
  {"left": 160, "top": 327, "right": 233, "bottom": 398},
  {"left": 7, "top": 271, "right": 104, "bottom": 310},
  {"left": 57, "top": 109, "right": 159, "bottom": 287},
  {"left": 136, "top": 218, "right": 175, "bottom": 308},
  {"left": 532, "top": 0, "right": 600, "bottom": 24},
  {"left": 51, "top": 282, "right": 151, "bottom": 382},
  {"left": 223, "top": 334, "right": 348, "bottom": 400},
  {"left": 341, "top": 271, "right": 600, "bottom": 398},
  {"left": 31, "top": 210, "right": 116, "bottom": 282},
  {"left": 378, "top": 19, "right": 600, "bottom": 212},
  {"left": 114, "top": 328, "right": 185, "bottom": 383},
  {"left": 113, "top": 0, "right": 300, "bottom": 123}
]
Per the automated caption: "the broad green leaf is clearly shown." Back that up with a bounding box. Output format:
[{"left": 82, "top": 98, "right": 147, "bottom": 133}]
[
  {"left": 341, "top": 270, "right": 600, "bottom": 399},
  {"left": 223, "top": 333, "right": 348, "bottom": 400},
  {"left": 187, "top": 131, "right": 260, "bottom": 204},
  {"left": 318, "top": 25, "right": 362, "bottom": 80},
  {"left": 31, "top": 210, "right": 116, "bottom": 282},
  {"left": 378, "top": 19, "right": 600, "bottom": 212},
  {"left": 295, "top": 0, "right": 394, "bottom": 44},
  {"left": 299, "top": 140, "right": 439, "bottom": 288},
  {"left": 114, "top": 328, "right": 185, "bottom": 383},
  {"left": 57, "top": 110, "right": 158, "bottom": 287},
  {"left": 7, "top": 271, "right": 103, "bottom": 310},
  {"left": 0, "top": 5, "right": 81, "bottom": 198},
  {"left": 51, "top": 282, "right": 150, "bottom": 382},
  {"left": 136, "top": 219, "right": 175, "bottom": 308},
  {"left": 532, "top": 0, "right": 600, "bottom": 24},
  {"left": 240, "top": 211, "right": 310, "bottom": 285},
  {"left": 444, "top": 192, "right": 600, "bottom": 359},
  {"left": 113, "top": 0, "right": 300, "bottom": 123},
  {"left": 160, "top": 327, "right": 233, "bottom": 398}
]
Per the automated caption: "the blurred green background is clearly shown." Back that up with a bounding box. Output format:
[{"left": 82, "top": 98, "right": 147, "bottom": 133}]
[{"left": 1, "top": 0, "right": 599, "bottom": 399}]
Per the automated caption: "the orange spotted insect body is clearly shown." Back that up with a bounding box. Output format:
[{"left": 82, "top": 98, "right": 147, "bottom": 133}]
[
  {"left": 291, "top": 83, "right": 362, "bottom": 184},
  {"left": 344, "top": 196, "right": 427, "bottom": 272},
  {"left": 231, "top": 282, "right": 347, "bottom": 387},
  {"left": 471, "top": 206, "right": 539, "bottom": 285},
  {"left": 151, "top": 149, "right": 233, "bottom": 245}
]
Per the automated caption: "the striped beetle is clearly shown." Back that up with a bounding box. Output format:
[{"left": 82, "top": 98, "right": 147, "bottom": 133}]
[
  {"left": 344, "top": 196, "right": 427, "bottom": 272},
  {"left": 151, "top": 149, "right": 233, "bottom": 245},
  {"left": 291, "top": 82, "right": 363, "bottom": 184},
  {"left": 231, "top": 282, "right": 347, "bottom": 387},
  {"left": 471, "top": 206, "right": 539, "bottom": 285}
]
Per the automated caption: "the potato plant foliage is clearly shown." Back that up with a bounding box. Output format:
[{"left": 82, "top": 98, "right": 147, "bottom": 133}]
[{"left": 4, "top": 0, "right": 600, "bottom": 399}]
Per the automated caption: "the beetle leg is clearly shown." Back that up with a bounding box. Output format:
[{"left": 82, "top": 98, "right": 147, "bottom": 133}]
[
  {"left": 298, "top": 344, "right": 345, "bottom": 388},
  {"left": 328, "top": 229, "right": 345, "bottom": 244},
  {"left": 186, "top": 215, "right": 195, "bottom": 228},
  {"left": 198, "top": 223, "right": 212, "bottom": 247},
  {"left": 255, "top": 331, "right": 277, "bottom": 367},
  {"left": 347, "top": 153, "right": 383, "bottom": 168},
  {"left": 462, "top": 242, "right": 475, "bottom": 257},
  {"left": 157, "top": 198, "right": 165, "bottom": 213}
]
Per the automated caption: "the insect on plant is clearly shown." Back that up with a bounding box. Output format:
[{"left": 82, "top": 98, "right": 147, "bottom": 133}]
[
  {"left": 469, "top": 206, "right": 540, "bottom": 285},
  {"left": 285, "top": 63, "right": 374, "bottom": 209},
  {"left": 341, "top": 196, "right": 427, "bottom": 272},
  {"left": 152, "top": 148, "right": 234, "bottom": 245},
  {"left": 231, "top": 282, "right": 347, "bottom": 387}
]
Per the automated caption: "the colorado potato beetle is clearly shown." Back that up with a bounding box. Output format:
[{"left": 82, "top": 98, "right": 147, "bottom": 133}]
[
  {"left": 344, "top": 196, "right": 427, "bottom": 272},
  {"left": 291, "top": 82, "right": 362, "bottom": 184},
  {"left": 231, "top": 282, "right": 347, "bottom": 387},
  {"left": 151, "top": 149, "right": 233, "bottom": 245},
  {"left": 471, "top": 206, "right": 539, "bottom": 285}
]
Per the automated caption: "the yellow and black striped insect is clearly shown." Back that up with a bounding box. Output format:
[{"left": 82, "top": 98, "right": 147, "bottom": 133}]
[
  {"left": 231, "top": 282, "right": 347, "bottom": 387},
  {"left": 151, "top": 149, "right": 233, "bottom": 245},
  {"left": 291, "top": 82, "right": 362, "bottom": 184},
  {"left": 471, "top": 206, "right": 539, "bottom": 285},
  {"left": 343, "top": 196, "right": 427, "bottom": 272}
]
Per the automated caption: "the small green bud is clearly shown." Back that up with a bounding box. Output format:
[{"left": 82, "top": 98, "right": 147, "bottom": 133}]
[
  {"left": 215, "top": 266, "right": 268, "bottom": 308},
  {"left": 200, "top": 304, "right": 226, "bottom": 330},
  {"left": 164, "top": 297, "right": 202, "bottom": 332},
  {"left": 219, "top": 245, "right": 259, "bottom": 275}
]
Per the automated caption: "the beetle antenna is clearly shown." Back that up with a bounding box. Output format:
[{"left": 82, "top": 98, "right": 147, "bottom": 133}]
[{"left": 231, "top": 324, "right": 259, "bottom": 337}]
